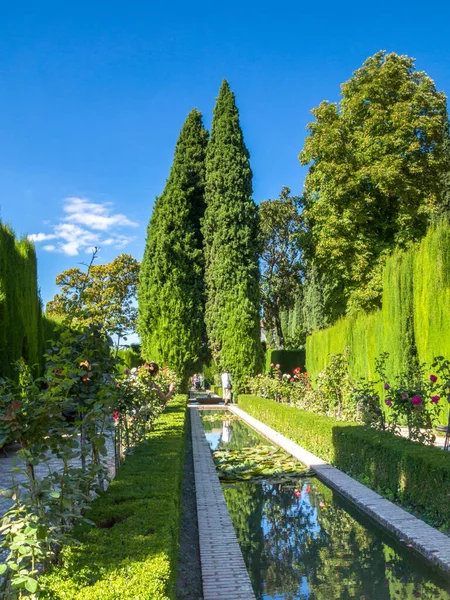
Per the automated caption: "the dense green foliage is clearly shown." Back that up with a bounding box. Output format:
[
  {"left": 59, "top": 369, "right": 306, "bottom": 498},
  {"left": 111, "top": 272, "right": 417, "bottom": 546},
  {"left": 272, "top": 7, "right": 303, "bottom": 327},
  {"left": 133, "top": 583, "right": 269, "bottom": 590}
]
[
  {"left": 279, "top": 287, "right": 305, "bottom": 349},
  {"left": 116, "top": 345, "right": 142, "bottom": 370},
  {"left": 306, "top": 219, "right": 450, "bottom": 422},
  {"left": 300, "top": 51, "right": 449, "bottom": 320},
  {"left": 264, "top": 349, "right": 305, "bottom": 374},
  {"left": 238, "top": 395, "right": 450, "bottom": 527},
  {"left": 139, "top": 110, "right": 208, "bottom": 385},
  {"left": 260, "top": 187, "right": 303, "bottom": 349},
  {"left": 301, "top": 262, "right": 327, "bottom": 336},
  {"left": 40, "top": 395, "right": 187, "bottom": 599},
  {"left": 0, "top": 223, "right": 44, "bottom": 377},
  {"left": 413, "top": 220, "right": 450, "bottom": 367},
  {"left": 203, "top": 80, "right": 263, "bottom": 385}
]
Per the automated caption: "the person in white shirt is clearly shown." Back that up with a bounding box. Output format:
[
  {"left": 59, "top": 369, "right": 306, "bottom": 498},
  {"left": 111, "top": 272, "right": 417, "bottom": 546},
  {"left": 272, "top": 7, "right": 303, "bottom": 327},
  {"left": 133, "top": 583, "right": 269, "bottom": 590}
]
[{"left": 221, "top": 369, "right": 232, "bottom": 405}]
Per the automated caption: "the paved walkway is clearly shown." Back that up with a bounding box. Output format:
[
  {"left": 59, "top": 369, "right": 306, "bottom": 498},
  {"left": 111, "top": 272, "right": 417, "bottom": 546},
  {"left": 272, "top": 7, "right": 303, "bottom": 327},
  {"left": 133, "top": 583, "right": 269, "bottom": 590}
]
[
  {"left": 397, "top": 427, "right": 448, "bottom": 449},
  {"left": 190, "top": 407, "right": 255, "bottom": 600},
  {"left": 0, "top": 436, "right": 116, "bottom": 518},
  {"left": 229, "top": 405, "right": 450, "bottom": 577}
]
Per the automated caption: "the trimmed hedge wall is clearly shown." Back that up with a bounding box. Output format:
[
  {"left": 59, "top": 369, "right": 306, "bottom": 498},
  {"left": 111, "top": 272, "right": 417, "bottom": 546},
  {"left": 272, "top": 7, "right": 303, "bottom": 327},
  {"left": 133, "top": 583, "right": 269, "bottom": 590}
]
[
  {"left": 265, "top": 349, "right": 305, "bottom": 374},
  {"left": 41, "top": 395, "right": 187, "bottom": 599},
  {"left": 238, "top": 395, "right": 450, "bottom": 527},
  {"left": 0, "top": 223, "right": 44, "bottom": 377},
  {"left": 306, "top": 220, "right": 450, "bottom": 423}
]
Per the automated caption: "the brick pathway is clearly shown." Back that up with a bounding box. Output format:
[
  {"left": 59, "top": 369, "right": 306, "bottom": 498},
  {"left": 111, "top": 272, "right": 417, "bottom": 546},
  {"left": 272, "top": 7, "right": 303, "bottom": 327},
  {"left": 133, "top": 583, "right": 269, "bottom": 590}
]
[
  {"left": 190, "top": 407, "right": 255, "bottom": 600},
  {"left": 230, "top": 405, "right": 450, "bottom": 577}
]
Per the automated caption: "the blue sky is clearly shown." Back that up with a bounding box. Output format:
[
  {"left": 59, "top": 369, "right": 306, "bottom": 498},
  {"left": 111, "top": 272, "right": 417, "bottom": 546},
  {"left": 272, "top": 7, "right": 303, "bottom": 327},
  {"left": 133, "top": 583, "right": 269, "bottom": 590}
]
[{"left": 1, "top": 0, "right": 449, "bottom": 307}]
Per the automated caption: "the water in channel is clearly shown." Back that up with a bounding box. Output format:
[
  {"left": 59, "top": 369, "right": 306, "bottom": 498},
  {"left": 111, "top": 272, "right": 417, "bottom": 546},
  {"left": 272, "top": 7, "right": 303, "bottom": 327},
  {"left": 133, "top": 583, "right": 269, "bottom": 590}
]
[{"left": 201, "top": 410, "right": 450, "bottom": 600}]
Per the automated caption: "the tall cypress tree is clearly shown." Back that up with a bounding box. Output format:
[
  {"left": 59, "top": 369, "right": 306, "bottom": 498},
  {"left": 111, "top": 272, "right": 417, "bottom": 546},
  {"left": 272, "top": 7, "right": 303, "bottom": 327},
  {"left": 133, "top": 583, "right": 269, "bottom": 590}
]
[
  {"left": 138, "top": 109, "right": 208, "bottom": 384},
  {"left": 203, "top": 80, "right": 263, "bottom": 384}
]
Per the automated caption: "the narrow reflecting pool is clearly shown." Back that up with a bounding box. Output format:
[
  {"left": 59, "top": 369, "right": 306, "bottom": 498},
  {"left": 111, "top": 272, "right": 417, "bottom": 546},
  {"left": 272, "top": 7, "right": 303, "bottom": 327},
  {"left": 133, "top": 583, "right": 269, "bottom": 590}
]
[{"left": 200, "top": 411, "right": 450, "bottom": 600}]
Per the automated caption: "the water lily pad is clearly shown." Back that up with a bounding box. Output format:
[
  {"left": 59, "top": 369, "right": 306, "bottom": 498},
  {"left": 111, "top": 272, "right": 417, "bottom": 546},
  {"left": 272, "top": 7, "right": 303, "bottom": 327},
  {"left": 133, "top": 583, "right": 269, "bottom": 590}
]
[
  {"left": 201, "top": 413, "right": 240, "bottom": 422},
  {"left": 213, "top": 444, "right": 313, "bottom": 483}
]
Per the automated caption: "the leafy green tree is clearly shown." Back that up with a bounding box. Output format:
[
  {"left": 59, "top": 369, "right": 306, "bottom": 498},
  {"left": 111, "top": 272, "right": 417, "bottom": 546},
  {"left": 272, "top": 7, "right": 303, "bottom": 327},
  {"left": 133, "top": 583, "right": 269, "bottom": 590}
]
[
  {"left": 440, "top": 122, "right": 450, "bottom": 212},
  {"left": 138, "top": 109, "right": 208, "bottom": 384},
  {"left": 281, "top": 285, "right": 306, "bottom": 349},
  {"left": 300, "top": 51, "right": 449, "bottom": 320},
  {"left": 302, "top": 261, "right": 327, "bottom": 336},
  {"left": 203, "top": 80, "right": 263, "bottom": 385},
  {"left": 47, "top": 253, "right": 139, "bottom": 348},
  {"left": 260, "top": 187, "right": 303, "bottom": 349}
]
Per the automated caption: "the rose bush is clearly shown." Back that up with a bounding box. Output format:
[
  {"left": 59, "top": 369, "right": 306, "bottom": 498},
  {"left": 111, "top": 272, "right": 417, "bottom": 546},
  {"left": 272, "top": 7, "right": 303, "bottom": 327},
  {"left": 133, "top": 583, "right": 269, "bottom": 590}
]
[{"left": 247, "top": 351, "right": 448, "bottom": 439}]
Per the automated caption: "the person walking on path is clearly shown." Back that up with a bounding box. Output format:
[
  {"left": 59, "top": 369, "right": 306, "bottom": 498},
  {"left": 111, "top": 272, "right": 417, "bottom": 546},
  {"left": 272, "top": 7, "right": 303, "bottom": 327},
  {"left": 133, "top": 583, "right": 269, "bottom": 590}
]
[{"left": 221, "top": 369, "right": 232, "bottom": 406}]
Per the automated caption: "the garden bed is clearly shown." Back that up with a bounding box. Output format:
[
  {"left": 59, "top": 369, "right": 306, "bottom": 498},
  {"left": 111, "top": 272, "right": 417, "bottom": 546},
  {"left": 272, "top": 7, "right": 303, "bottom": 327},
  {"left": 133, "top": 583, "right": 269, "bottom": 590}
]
[{"left": 40, "top": 395, "right": 187, "bottom": 599}]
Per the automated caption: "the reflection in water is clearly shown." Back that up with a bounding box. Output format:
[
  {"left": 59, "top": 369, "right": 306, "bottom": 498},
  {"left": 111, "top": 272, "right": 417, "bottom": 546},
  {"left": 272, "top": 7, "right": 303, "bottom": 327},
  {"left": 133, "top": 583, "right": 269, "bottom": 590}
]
[
  {"left": 201, "top": 412, "right": 450, "bottom": 600},
  {"left": 202, "top": 412, "right": 264, "bottom": 451}
]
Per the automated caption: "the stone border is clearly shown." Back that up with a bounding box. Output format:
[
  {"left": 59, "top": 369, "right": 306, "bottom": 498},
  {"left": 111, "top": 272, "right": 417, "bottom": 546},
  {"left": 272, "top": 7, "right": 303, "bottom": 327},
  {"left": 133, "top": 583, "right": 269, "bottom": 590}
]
[
  {"left": 230, "top": 405, "right": 450, "bottom": 577},
  {"left": 190, "top": 407, "right": 256, "bottom": 600}
]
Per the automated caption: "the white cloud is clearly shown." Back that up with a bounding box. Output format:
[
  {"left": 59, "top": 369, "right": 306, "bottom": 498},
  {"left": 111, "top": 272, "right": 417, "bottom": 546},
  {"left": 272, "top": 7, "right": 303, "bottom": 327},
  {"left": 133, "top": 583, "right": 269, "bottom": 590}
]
[
  {"left": 29, "top": 197, "right": 139, "bottom": 256},
  {"left": 28, "top": 232, "right": 57, "bottom": 242},
  {"left": 63, "top": 198, "right": 138, "bottom": 231}
]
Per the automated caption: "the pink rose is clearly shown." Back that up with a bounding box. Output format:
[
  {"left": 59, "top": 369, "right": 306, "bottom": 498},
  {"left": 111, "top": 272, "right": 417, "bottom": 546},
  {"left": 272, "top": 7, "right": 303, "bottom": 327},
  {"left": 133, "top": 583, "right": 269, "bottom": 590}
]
[
  {"left": 430, "top": 374, "right": 438, "bottom": 383},
  {"left": 385, "top": 399, "right": 392, "bottom": 406},
  {"left": 431, "top": 395, "right": 440, "bottom": 404},
  {"left": 411, "top": 395, "right": 422, "bottom": 405},
  {"left": 270, "top": 362, "right": 274, "bottom": 367},
  {"left": 402, "top": 393, "right": 408, "bottom": 400},
  {"left": 275, "top": 364, "right": 280, "bottom": 369},
  {"left": 384, "top": 383, "right": 390, "bottom": 390}
]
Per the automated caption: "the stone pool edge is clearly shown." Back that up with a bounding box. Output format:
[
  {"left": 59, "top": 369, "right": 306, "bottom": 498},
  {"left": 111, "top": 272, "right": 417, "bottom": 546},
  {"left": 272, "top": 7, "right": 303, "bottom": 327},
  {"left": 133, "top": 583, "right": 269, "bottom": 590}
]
[
  {"left": 190, "top": 407, "right": 256, "bottom": 600},
  {"left": 229, "top": 404, "right": 450, "bottom": 577}
]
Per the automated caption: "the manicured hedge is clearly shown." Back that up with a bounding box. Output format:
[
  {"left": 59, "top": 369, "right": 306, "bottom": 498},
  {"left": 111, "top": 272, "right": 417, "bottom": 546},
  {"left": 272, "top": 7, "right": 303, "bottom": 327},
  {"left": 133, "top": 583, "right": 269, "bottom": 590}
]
[
  {"left": 238, "top": 395, "right": 450, "bottom": 527},
  {"left": 306, "top": 220, "right": 450, "bottom": 423},
  {"left": 265, "top": 349, "right": 305, "bottom": 374},
  {"left": 0, "top": 223, "right": 44, "bottom": 377},
  {"left": 41, "top": 395, "right": 187, "bottom": 599},
  {"left": 210, "top": 385, "right": 223, "bottom": 397}
]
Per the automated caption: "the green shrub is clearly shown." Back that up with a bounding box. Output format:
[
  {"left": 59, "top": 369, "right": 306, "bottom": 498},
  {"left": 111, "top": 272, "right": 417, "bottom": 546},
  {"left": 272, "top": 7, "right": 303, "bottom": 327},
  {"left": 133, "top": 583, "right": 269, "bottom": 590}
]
[
  {"left": 238, "top": 395, "right": 450, "bottom": 527},
  {"left": 265, "top": 349, "right": 305, "bottom": 374},
  {"left": 40, "top": 395, "right": 187, "bottom": 599}
]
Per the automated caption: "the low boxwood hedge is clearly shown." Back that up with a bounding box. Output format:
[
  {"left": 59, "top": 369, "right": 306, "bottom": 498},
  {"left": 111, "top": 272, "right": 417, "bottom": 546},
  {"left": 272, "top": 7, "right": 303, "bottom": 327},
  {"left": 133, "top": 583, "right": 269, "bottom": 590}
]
[
  {"left": 238, "top": 395, "right": 450, "bottom": 528},
  {"left": 41, "top": 395, "right": 187, "bottom": 599}
]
